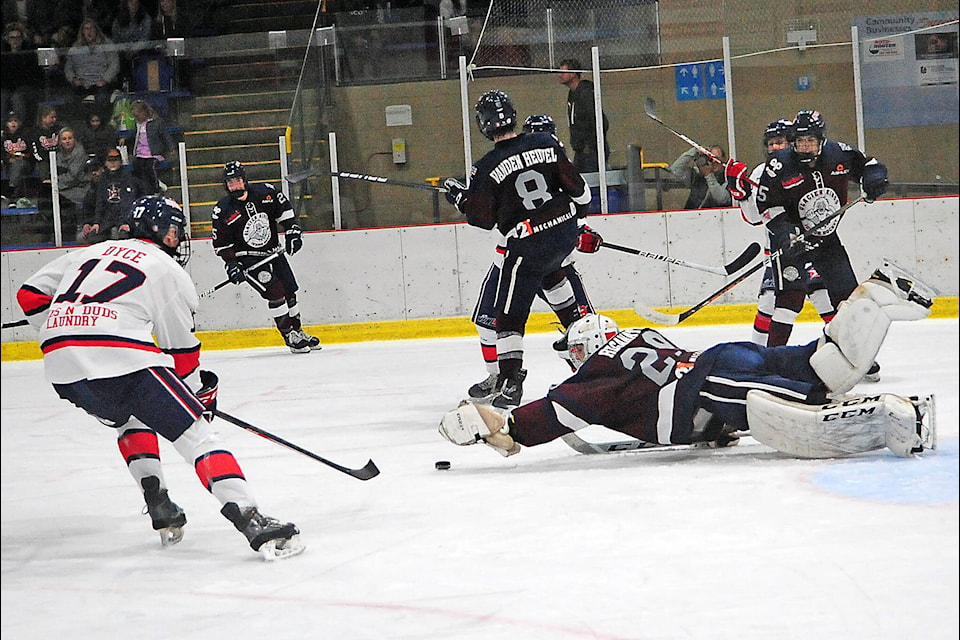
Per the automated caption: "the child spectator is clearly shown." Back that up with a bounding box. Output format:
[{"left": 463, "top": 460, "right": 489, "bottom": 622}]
[
  {"left": 120, "top": 99, "right": 174, "bottom": 194},
  {"left": 78, "top": 111, "right": 116, "bottom": 161},
  {"left": 2, "top": 111, "right": 35, "bottom": 206}
]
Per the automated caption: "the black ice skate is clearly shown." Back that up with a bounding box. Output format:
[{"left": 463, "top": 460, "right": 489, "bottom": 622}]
[
  {"left": 492, "top": 369, "right": 527, "bottom": 409},
  {"left": 468, "top": 373, "right": 499, "bottom": 399},
  {"left": 283, "top": 329, "right": 313, "bottom": 354},
  {"left": 141, "top": 476, "right": 186, "bottom": 546},
  {"left": 864, "top": 361, "right": 881, "bottom": 383},
  {"left": 221, "top": 502, "right": 305, "bottom": 561}
]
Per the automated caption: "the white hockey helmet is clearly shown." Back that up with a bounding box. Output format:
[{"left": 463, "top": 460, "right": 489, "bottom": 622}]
[{"left": 566, "top": 314, "right": 619, "bottom": 370}]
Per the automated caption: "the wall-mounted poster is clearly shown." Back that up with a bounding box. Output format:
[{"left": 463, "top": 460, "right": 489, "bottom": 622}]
[{"left": 854, "top": 11, "right": 958, "bottom": 128}]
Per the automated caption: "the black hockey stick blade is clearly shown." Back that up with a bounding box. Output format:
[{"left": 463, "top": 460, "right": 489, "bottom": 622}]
[
  {"left": 724, "top": 242, "right": 762, "bottom": 275},
  {"left": 635, "top": 198, "right": 865, "bottom": 326},
  {"left": 2, "top": 319, "right": 29, "bottom": 329},
  {"left": 215, "top": 410, "right": 380, "bottom": 480}
]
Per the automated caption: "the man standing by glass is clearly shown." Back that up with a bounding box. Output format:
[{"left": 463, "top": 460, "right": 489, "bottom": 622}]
[{"left": 558, "top": 58, "right": 610, "bottom": 173}]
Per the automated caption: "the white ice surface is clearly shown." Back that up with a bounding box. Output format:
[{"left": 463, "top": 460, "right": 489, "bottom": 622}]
[{"left": 2, "top": 320, "right": 958, "bottom": 640}]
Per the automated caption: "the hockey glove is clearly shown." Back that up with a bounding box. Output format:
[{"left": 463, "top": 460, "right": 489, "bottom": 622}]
[
  {"left": 197, "top": 370, "right": 219, "bottom": 422},
  {"left": 725, "top": 159, "right": 752, "bottom": 201},
  {"left": 862, "top": 161, "right": 888, "bottom": 203},
  {"left": 443, "top": 177, "right": 467, "bottom": 211},
  {"left": 225, "top": 260, "right": 245, "bottom": 284},
  {"left": 285, "top": 224, "right": 304, "bottom": 255},
  {"left": 576, "top": 225, "right": 603, "bottom": 253}
]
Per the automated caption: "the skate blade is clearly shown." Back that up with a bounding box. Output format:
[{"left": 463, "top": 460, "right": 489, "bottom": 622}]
[
  {"left": 158, "top": 526, "right": 184, "bottom": 546},
  {"left": 259, "top": 535, "right": 305, "bottom": 561}
]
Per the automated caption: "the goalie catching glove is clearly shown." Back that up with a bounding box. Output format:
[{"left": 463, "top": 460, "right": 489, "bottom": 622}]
[
  {"left": 284, "top": 224, "right": 303, "bottom": 255},
  {"left": 443, "top": 178, "right": 467, "bottom": 211},
  {"left": 439, "top": 402, "right": 520, "bottom": 457},
  {"left": 724, "top": 159, "right": 752, "bottom": 201},
  {"left": 576, "top": 225, "right": 603, "bottom": 253}
]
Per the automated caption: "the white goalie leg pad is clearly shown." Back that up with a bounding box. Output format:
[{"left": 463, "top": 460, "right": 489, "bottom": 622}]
[
  {"left": 747, "top": 390, "right": 892, "bottom": 458},
  {"left": 438, "top": 402, "right": 519, "bottom": 457},
  {"left": 811, "top": 295, "right": 889, "bottom": 393},
  {"left": 860, "top": 258, "right": 936, "bottom": 321},
  {"left": 885, "top": 394, "right": 937, "bottom": 458}
]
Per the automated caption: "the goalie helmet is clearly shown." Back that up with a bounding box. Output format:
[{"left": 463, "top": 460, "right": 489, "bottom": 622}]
[
  {"left": 566, "top": 314, "right": 619, "bottom": 370},
  {"left": 475, "top": 90, "right": 517, "bottom": 141},
  {"left": 223, "top": 160, "right": 247, "bottom": 197},
  {"left": 126, "top": 195, "right": 191, "bottom": 266},
  {"left": 523, "top": 113, "right": 557, "bottom": 135},
  {"left": 792, "top": 110, "right": 825, "bottom": 165}
]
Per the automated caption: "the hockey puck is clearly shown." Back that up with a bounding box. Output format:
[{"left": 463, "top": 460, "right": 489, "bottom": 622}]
[{"left": 435, "top": 460, "right": 451, "bottom": 471}]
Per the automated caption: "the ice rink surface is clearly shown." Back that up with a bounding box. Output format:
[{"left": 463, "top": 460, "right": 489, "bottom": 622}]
[{"left": 2, "top": 319, "right": 958, "bottom": 640}]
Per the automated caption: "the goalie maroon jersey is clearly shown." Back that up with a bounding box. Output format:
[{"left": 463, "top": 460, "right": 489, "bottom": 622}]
[
  {"left": 211, "top": 182, "right": 296, "bottom": 261},
  {"left": 459, "top": 131, "right": 591, "bottom": 236},
  {"left": 509, "top": 328, "right": 827, "bottom": 447}
]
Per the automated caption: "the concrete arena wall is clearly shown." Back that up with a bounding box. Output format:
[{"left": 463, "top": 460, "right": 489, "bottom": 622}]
[{"left": 2, "top": 197, "right": 957, "bottom": 346}]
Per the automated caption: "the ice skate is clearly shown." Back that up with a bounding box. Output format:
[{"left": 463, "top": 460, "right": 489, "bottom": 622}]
[
  {"left": 467, "top": 373, "right": 499, "bottom": 399},
  {"left": 284, "top": 329, "right": 313, "bottom": 354},
  {"left": 221, "top": 502, "right": 304, "bottom": 561},
  {"left": 492, "top": 369, "right": 526, "bottom": 409},
  {"left": 300, "top": 330, "right": 322, "bottom": 350},
  {"left": 141, "top": 476, "right": 186, "bottom": 546},
  {"left": 863, "top": 361, "right": 881, "bottom": 383}
]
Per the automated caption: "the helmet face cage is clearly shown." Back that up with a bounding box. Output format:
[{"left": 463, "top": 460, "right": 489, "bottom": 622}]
[
  {"left": 792, "top": 110, "right": 825, "bottom": 164},
  {"left": 566, "top": 314, "right": 620, "bottom": 370},
  {"left": 127, "top": 196, "right": 190, "bottom": 266},
  {"left": 475, "top": 90, "right": 517, "bottom": 141},
  {"left": 223, "top": 160, "right": 247, "bottom": 195},
  {"left": 523, "top": 113, "right": 557, "bottom": 135},
  {"left": 763, "top": 119, "right": 793, "bottom": 148}
]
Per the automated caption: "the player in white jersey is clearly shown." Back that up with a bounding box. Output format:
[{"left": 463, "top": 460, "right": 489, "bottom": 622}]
[{"left": 16, "top": 195, "right": 303, "bottom": 560}]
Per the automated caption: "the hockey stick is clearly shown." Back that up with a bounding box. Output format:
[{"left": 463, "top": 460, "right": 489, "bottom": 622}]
[
  {"left": 286, "top": 169, "right": 448, "bottom": 192},
  {"left": 602, "top": 241, "right": 761, "bottom": 276},
  {"left": 560, "top": 431, "right": 747, "bottom": 454},
  {"left": 215, "top": 410, "right": 380, "bottom": 480},
  {"left": 635, "top": 196, "right": 866, "bottom": 325},
  {"left": 198, "top": 250, "right": 283, "bottom": 299},
  {"left": 2, "top": 319, "right": 28, "bottom": 329},
  {"left": 643, "top": 97, "right": 760, "bottom": 188}
]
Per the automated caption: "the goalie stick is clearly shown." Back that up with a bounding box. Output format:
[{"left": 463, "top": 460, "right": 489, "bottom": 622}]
[
  {"left": 635, "top": 196, "right": 866, "bottom": 325},
  {"left": 602, "top": 241, "right": 761, "bottom": 276},
  {"left": 286, "top": 169, "right": 447, "bottom": 192},
  {"left": 643, "top": 97, "right": 760, "bottom": 189},
  {"left": 560, "top": 431, "right": 748, "bottom": 454},
  {"left": 215, "top": 410, "right": 380, "bottom": 480}
]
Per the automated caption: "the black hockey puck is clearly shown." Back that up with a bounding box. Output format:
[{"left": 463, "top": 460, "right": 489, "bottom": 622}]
[{"left": 435, "top": 460, "right": 451, "bottom": 471}]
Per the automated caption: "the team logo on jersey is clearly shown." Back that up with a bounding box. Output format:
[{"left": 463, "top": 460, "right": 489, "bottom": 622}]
[
  {"left": 241, "top": 210, "right": 272, "bottom": 248},
  {"left": 257, "top": 270, "right": 272, "bottom": 284},
  {"left": 797, "top": 187, "right": 842, "bottom": 236},
  {"left": 830, "top": 164, "right": 850, "bottom": 176},
  {"left": 782, "top": 265, "right": 800, "bottom": 282}
]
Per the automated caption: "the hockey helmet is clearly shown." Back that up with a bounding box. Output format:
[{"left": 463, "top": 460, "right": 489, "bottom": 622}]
[
  {"left": 126, "top": 195, "right": 191, "bottom": 266},
  {"left": 223, "top": 160, "right": 247, "bottom": 196},
  {"left": 523, "top": 113, "right": 557, "bottom": 135},
  {"left": 763, "top": 118, "right": 793, "bottom": 153},
  {"left": 792, "top": 110, "right": 825, "bottom": 165},
  {"left": 565, "top": 314, "right": 620, "bottom": 370},
  {"left": 475, "top": 90, "right": 517, "bottom": 141}
]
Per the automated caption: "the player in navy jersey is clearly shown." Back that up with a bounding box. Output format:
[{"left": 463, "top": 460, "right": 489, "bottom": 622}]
[
  {"left": 444, "top": 91, "right": 592, "bottom": 409},
  {"left": 743, "top": 110, "right": 889, "bottom": 349},
  {"left": 440, "top": 261, "right": 936, "bottom": 461},
  {"left": 212, "top": 160, "right": 321, "bottom": 354}
]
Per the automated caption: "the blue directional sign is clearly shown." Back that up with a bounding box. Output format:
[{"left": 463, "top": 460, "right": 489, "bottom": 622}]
[{"left": 676, "top": 62, "right": 727, "bottom": 101}]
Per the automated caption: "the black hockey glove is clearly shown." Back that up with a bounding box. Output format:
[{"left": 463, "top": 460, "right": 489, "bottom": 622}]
[
  {"left": 576, "top": 225, "right": 603, "bottom": 253},
  {"left": 197, "top": 370, "right": 219, "bottom": 422},
  {"left": 443, "top": 177, "right": 467, "bottom": 211},
  {"left": 225, "top": 260, "right": 244, "bottom": 284},
  {"left": 285, "top": 224, "right": 304, "bottom": 255},
  {"left": 862, "top": 161, "right": 888, "bottom": 203}
]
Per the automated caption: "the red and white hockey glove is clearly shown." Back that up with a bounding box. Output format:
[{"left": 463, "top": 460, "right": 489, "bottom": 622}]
[
  {"left": 725, "top": 159, "right": 752, "bottom": 201},
  {"left": 576, "top": 226, "right": 603, "bottom": 253},
  {"left": 197, "top": 370, "right": 219, "bottom": 422}
]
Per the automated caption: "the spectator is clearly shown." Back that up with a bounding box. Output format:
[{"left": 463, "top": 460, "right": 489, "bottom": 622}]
[
  {"left": 78, "top": 155, "right": 104, "bottom": 240},
  {"left": 77, "top": 110, "right": 115, "bottom": 160},
  {"left": 29, "top": 104, "right": 59, "bottom": 183},
  {"left": 2, "top": 111, "right": 34, "bottom": 206},
  {"left": 53, "top": 0, "right": 116, "bottom": 39},
  {"left": 84, "top": 145, "right": 147, "bottom": 242},
  {"left": 112, "top": 0, "right": 153, "bottom": 90},
  {"left": 1, "top": 22, "right": 43, "bottom": 125},
  {"left": 53, "top": 125, "right": 90, "bottom": 237},
  {"left": 119, "top": 98, "right": 174, "bottom": 194},
  {"left": 558, "top": 58, "right": 610, "bottom": 173},
  {"left": 152, "top": 0, "right": 194, "bottom": 39},
  {"left": 63, "top": 18, "right": 120, "bottom": 120},
  {"left": 1, "top": 0, "right": 55, "bottom": 46},
  {"left": 668, "top": 145, "right": 732, "bottom": 210}
]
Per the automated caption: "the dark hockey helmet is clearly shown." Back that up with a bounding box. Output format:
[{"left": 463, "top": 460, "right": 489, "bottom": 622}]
[
  {"left": 792, "top": 110, "right": 825, "bottom": 164},
  {"left": 126, "top": 195, "right": 191, "bottom": 266},
  {"left": 475, "top": 90, "right": 517, "bottom": 141},
  {"left": 523, "top": 113, "right": 557, "bottom": 135},
  {"left": 223, "top": 160, "right": 247, "bottom": 196},
  {"left": 763, "top": 118, "right": 794, "bottom": 143}
]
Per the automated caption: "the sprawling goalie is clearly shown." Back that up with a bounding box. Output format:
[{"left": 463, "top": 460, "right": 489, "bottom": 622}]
[{"left": 440, "top": 260, "right": 937, "bottom": 460}]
